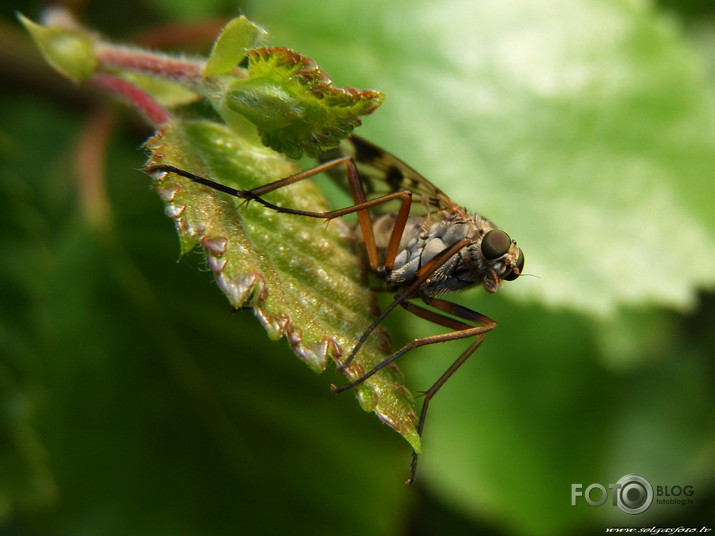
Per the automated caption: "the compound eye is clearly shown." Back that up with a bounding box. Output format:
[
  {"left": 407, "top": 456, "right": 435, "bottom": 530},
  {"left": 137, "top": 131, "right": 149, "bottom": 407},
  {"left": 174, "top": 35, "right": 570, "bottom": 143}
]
[
  {"left": 505, "top": 249, "right": 525, "bottom": 281},
  {"left": 481, "top": 230, "right": 511, "bottom": 260}
]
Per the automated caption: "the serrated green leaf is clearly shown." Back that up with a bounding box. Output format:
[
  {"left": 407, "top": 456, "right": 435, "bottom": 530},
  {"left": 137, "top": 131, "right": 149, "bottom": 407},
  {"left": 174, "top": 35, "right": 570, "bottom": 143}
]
[
  {"left": 19, "top": 8, "right": 414, "bottom": 450},
  {"left": 224, "top": 47, "right": 384, "bottom": 158},
  {"left": 204, "top": 16, "right": 267, "bottom": 76},
  {"left": 18, "top": 13, "right": 95, "bottom": 83},
  {"left": 145, "top": 120, "right": 420, "bottom": 452}
]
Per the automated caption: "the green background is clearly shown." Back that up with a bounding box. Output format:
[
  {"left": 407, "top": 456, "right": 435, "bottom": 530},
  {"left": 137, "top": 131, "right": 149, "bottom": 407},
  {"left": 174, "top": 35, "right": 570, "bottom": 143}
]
[{"left": 1, "top": 0, "right": 714, "bottom": 534}]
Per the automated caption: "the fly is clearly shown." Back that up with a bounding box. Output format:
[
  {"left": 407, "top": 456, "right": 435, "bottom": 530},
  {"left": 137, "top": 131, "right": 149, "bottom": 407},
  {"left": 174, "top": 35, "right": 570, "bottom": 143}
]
[{"left": 147, "top": 135, "right": 524, "bottom": 483}]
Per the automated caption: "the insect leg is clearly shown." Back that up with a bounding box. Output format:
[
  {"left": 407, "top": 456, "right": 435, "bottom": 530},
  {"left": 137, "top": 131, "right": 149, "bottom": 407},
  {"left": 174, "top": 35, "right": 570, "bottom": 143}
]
[
  {"left": 333, "top": 297, "right": 495, "bottom": 483},
  {"left": 337, "top": 237, "right": 472, "bottom": 372},
  {"left": 147, "top": 159, "right": 412, "bottom": 272},
  {"left": 334, "top": 298, "right": 495, "bottom": 393},
  {"left": 400, "top": 299, "right": 496, "bottom": 484},
  {"left": 146, "top": 165, "right": 247, "bottom": 198},
  {"left": 148, "top": 159, "right": 430, "bottom": 368}
]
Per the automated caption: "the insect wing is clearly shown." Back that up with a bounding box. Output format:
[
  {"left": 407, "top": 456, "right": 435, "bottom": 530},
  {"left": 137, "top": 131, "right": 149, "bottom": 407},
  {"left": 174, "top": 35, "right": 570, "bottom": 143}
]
[{"left": 319, "top": 136, "right": 455, "bottom": 214}]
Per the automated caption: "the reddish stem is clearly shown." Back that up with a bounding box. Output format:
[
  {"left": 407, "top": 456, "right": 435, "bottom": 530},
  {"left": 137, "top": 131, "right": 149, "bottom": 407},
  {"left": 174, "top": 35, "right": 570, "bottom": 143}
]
[
  {"left": 95, "top": 43, "right": 204, "bottom": 82},
  {"left": 90, "top": 73, "right": 171, "bottom": 126},
  {"left": 75, "top": 105, "right": 116, "bottom": 230}
]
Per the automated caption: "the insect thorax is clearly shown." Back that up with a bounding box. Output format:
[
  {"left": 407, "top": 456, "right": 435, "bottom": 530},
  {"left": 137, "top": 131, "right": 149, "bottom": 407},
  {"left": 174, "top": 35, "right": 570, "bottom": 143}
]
[{"left": 371, "top": 210, "right": 497, "bottom": 298}]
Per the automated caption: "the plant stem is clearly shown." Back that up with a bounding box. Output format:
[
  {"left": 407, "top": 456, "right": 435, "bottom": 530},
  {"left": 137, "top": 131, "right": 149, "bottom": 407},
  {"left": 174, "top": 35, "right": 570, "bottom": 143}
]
[
  {"left": 89, "top": 73, "right": 171, "bottom": 126},
  {"left": 95, "top": 43, "right": 205, "bottom": 82}
]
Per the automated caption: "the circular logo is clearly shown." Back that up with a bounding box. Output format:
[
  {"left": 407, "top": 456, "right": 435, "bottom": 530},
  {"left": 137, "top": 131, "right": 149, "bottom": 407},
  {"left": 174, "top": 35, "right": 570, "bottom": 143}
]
[{"left": 615, "top": 474, "right": 653, "bottom": 515}]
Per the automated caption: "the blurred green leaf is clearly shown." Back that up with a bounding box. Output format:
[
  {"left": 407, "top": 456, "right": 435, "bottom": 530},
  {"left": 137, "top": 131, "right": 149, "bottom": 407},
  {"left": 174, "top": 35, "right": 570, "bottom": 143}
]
[
  {"left": 255, "top": 0, "right": 715, "bottom": 316},
  {"left": 0, "top": 355, "right": 57, "bottom": 519},
  {"left": 18, "top": 13, "right": 96, "bottom": 82},
  {"left": 405, "top": 298, "right": 714, "bottom": 534}
]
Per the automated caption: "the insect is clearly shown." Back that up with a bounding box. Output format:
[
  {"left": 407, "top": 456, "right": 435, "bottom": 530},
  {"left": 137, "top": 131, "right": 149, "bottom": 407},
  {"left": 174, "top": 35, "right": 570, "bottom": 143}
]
[{"left": 147, "top": 135, "right": 524, "bottom": 483}]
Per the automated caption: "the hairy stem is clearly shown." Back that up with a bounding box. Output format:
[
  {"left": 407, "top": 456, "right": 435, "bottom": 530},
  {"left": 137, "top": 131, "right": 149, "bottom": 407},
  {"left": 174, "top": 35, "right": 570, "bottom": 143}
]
[{"left": 95, "top": 43, "right": 205, "bottom": 82}]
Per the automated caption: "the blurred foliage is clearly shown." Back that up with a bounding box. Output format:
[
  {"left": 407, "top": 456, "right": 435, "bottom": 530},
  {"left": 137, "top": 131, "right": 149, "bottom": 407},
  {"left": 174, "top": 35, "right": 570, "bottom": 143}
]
[
  {"left": 1, "top": 1, "right": 714, "bottom": 536},
  {"left": 657, "top": 0, "right": 715, "bottom": 19}
]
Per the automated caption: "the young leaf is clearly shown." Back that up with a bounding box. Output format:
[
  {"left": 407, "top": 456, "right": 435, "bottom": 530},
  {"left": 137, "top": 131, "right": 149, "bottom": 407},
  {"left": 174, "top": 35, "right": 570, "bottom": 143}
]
[
  {"left": 146, "top": 119, "right": 420, "bottom": 452},
  {"left": 204, "top": 16, "right": 268, "bottom": 76},
  {"left": 224, "top": 47, "right": 384, "bottom": 158}
]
